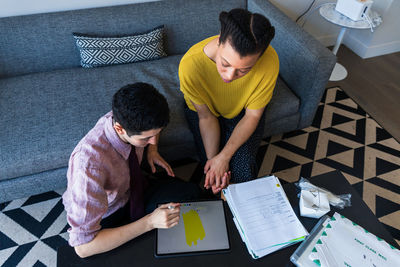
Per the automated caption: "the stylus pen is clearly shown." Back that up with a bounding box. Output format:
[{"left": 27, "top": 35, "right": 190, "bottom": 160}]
[{"left": 167, "top": 204, "right": 181, "bottom": 210}]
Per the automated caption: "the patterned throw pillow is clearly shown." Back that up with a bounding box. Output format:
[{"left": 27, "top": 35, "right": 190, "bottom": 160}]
[{"left": 73, "top": 26, "right": 167, "bottom": 68}]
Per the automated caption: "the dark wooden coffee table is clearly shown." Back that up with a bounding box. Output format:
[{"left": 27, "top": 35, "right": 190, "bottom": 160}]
[{"left": 57, "top": 170, "right": 399, "bottom": 266}]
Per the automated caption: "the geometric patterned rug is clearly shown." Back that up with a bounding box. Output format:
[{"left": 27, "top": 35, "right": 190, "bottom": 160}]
[
  {"left": 0, "top": 189, "right": 68, "bottom": 267},
  {"left": 257, "top": 87, "right": 400, "bottom": 248},
  {"left": 0, "top": 87, "right": 399, "bottom": 266}
]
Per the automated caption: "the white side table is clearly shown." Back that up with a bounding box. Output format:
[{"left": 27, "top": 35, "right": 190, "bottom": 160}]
[{"left": 319, "top": 3, "right": 382, "bottom": 81}]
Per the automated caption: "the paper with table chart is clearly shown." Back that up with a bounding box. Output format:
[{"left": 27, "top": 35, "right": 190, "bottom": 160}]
[
  {"left": 223, "top": 175, "right": 308, "bottom": 259},
  {"left": 308, "top": 213, "right": 400, "bottom": 267}
]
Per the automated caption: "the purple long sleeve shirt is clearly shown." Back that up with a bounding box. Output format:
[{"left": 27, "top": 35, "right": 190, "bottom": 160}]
[{"left": 62, "top": 111, "right": 144, "bottom": 247}]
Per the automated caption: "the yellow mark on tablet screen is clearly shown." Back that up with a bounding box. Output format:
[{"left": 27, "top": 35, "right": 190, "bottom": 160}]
[{"left": 182, "top": 209, "right": 205, "bottom": 246}]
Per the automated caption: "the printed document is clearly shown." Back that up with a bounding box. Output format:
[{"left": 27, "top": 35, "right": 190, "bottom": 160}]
[{"left": 224, "top": 175, "right": 308, "bottom": 258}]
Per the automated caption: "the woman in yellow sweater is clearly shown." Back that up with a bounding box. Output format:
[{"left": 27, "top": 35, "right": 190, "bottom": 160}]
[{"left": 179, "top": 8, "right": 279, "bottom": 194}]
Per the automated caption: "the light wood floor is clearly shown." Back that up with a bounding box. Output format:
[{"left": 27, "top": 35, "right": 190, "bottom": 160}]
[{"left": 327, "top": 45, "right": 400, "bottom": 142}]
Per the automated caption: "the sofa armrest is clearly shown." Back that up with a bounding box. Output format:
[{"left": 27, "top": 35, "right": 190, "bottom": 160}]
[{"left": 248, "top": 0, "right": 336, "bottom": 129}]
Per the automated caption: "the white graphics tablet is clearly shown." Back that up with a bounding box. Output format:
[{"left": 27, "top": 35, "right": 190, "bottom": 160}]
[{"left": 155, "top": 199, "right": 231, "bottom": 257}]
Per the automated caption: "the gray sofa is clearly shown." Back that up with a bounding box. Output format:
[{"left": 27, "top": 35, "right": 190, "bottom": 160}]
[{"left": 0, "top": 0, "right": 336, "bottom": 203}]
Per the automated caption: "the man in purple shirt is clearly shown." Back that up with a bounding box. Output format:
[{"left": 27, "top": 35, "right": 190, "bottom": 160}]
[{"left": 62, "top": 83, "right": 200, "bottom": 258}]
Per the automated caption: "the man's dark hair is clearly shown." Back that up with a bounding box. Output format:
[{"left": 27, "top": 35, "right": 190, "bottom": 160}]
[
  {"left": 112, "top": 83, "right": 169, "bottom": 136},
  {"left": 219, "top": 8, "right": 275, "bottom": 57}
]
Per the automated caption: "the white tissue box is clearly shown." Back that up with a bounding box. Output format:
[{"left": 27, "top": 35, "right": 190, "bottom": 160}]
[
  {"left": 335, "top": 0, "right": 373, "bottom": 21},
  {"left": 299, "top": 190, "right": 330, "bottom": 219}
]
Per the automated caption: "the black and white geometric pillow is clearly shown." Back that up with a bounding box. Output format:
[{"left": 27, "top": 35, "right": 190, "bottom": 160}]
[{"left": 73, "top": 26, "right": 167, "bottom": 68}]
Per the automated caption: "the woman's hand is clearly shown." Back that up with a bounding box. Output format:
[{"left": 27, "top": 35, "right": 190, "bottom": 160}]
[
  {"left": 204, "top": 153, "right": 231, "bottom": 193},
  {"left": 210, "top": 171, "right": 231, "bottom": 194}
]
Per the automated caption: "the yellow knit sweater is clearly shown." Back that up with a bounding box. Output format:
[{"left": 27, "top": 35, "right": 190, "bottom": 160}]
[{"left": 179, "top": 35, "right": 279, "bottom": 119}]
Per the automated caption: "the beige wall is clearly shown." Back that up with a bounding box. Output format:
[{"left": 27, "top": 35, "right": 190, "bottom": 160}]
[
  {"left": 344, "top": 0, "right": 400, "bottom": 58},
  {"left": 0, "top": 0, "right": 158, "bottom": 17},
  {"left": 269, "top": 0, "right": 399, "bottom": 58}
]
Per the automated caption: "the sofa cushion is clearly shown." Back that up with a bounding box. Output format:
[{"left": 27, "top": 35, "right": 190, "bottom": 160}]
[
  {"left": 0, "top": 55, "right": 191, "bottom": 181},
  {"left": 73, "top": 26, "right": 167, "bottom": 68},
  {"left": 264, "top": 78, "right": 300, "bottom": 123}
]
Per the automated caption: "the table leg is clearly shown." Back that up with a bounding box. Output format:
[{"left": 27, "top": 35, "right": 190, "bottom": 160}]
[
  {"left": 330, "top": 27, "right": 348, "bottom": 81},
  {"left": 332, "top": 27, "right": 347, "bottom": 55}
]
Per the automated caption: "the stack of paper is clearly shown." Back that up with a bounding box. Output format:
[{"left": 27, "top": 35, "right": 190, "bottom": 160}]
[
  {"left": 309, "top": 212, "right": 400, "bottom": 267},
  {"left": 223, "top": 175, "right": 308, "bottom": 259}
]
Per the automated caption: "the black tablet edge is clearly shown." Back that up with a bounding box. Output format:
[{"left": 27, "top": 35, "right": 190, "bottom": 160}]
[{"left": 154, "top": 198, "right": 231, "bottom": 258}]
